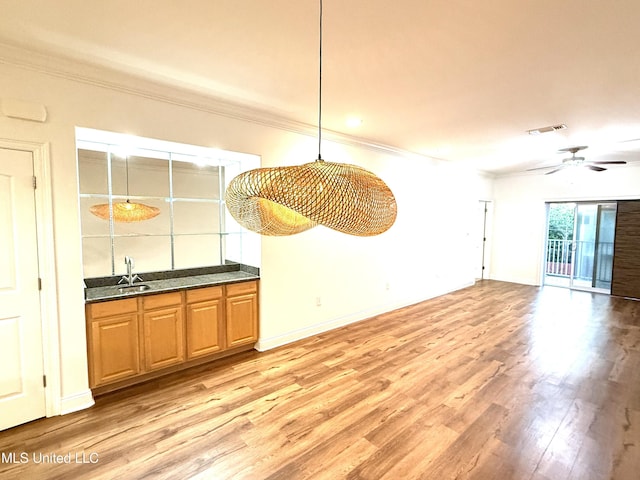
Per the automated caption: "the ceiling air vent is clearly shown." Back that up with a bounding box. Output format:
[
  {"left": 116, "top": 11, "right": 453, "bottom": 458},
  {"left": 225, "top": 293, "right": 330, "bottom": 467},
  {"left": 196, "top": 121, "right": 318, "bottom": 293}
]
[{"left": 527, "top": 124, "right": 567, "bottom": 135}]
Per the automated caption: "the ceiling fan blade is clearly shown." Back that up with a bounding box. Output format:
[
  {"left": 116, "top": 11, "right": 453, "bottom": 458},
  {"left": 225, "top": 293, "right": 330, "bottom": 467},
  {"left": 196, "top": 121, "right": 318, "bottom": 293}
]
[
  {"left": 544, "top": 168, "right": 564, "bottom": 175},
  {"left": 558, "top": 146, "right": 588, "bottom": 153},
  {"left": 587, "top": 165, "right": 607, "bottom": 172},
  {"left": 526, "top": 164, "right": 562, "bottom": 171},
  {"left": 591, "top": 161, "right": 627, "bottom": 165}
]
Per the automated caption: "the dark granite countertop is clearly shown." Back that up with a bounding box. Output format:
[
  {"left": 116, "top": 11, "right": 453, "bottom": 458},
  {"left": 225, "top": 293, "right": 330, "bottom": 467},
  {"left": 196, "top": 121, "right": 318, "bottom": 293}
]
[{"left": 85, "top": 265, "right": 259, "bottom": 303}]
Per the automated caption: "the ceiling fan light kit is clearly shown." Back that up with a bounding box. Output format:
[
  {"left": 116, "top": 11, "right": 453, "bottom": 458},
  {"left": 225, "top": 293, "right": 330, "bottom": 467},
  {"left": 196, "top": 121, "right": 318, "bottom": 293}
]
[{"left": 224, "top": 0, "right": 397, "bottom": 237}]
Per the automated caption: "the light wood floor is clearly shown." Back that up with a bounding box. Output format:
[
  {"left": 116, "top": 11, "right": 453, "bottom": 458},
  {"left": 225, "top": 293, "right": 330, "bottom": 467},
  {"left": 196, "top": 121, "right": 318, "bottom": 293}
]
[{"left": 1, "top": 280, "right": 639, "bottom": 480}]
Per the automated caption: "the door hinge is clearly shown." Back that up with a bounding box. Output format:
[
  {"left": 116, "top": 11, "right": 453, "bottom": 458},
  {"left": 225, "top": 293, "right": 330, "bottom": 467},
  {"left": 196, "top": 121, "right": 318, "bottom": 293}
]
[
  {"left": 43, "top": 375, "right": 47, "bottom": 388},
  {"left": 33, "top": 176, "right": 37, "bottom": 189},
  {"left": 38, "top": 278, "right": 42, "bottom": 290}
]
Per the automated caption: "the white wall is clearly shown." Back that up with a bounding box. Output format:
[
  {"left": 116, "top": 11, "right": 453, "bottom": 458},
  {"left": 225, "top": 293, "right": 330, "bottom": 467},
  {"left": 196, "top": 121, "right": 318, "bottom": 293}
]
[
  {"left": 0, "top": 52, "right": 492, "bottom": 411},
  {"left": 257, "top": 157, "right": 493, "bottom": 349},
  {"left": 490, "top": 166, "right": 640, "bottom": 285}
]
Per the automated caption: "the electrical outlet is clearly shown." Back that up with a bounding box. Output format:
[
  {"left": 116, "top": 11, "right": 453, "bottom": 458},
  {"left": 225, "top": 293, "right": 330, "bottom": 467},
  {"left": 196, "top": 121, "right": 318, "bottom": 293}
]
[
  {"left": 385, "top": 282, "right": 390, "bottom": 291},
  {"left": 315, "top": 296, "right": 322, "bottom": 306}
]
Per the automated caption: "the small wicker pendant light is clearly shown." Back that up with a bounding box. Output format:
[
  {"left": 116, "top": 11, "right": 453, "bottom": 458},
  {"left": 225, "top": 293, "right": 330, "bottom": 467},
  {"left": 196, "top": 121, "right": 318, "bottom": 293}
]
[
  {"left": 90, "top": 156, "right": 160, "bottom": 222},
  {"left": 225, "top": 0, "right": 397, "bottom": 237},
  {"left": 89, "top": 200, "right": 160, "bottom": 223}
]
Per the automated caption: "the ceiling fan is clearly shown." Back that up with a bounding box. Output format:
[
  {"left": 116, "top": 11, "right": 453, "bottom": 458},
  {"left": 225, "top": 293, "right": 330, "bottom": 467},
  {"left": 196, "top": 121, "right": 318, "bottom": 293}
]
[{"left": 527, "top": 146, "right": 627, "bottom": 175}]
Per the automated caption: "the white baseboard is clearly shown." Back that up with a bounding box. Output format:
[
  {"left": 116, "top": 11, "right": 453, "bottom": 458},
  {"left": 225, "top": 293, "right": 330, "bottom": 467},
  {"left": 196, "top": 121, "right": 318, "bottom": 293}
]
[
  {"left": 487, "top": 273, "right": 540, "bottom": 286},
  {"left": 58, "top": 389, "right": 95, "bottom": 416},
  {"left": 255, "top": 280, "right": 474, "bottom": 352}
]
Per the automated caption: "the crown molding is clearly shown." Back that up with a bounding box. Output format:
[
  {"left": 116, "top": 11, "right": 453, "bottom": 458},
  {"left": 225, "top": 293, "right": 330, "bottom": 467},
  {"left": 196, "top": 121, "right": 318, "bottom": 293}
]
[{"left": 0, "top": 41, "right": 438, "bottom": 162}]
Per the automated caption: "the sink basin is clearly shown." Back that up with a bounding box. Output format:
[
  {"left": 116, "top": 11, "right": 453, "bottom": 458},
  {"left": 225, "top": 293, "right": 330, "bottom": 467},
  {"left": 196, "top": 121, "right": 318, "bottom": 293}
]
[{"left": 116, "top": 284, "right": 151, "bottom": 293}]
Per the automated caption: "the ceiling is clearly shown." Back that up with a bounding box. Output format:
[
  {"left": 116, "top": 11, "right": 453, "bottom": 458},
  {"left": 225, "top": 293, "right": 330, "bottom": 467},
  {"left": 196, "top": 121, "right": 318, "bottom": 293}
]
[{"left": 2, "top": 0, "right": 640, "bottom": 175}]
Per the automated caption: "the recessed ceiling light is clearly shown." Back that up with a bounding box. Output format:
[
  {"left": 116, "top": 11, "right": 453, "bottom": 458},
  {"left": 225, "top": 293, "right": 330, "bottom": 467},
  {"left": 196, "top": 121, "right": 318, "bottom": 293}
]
[
  {"left": 527, "top": 124, "right": 567, "bottom": 135},
  {"left": 346, "top": 117, "right": 363, "bottom": 128}
]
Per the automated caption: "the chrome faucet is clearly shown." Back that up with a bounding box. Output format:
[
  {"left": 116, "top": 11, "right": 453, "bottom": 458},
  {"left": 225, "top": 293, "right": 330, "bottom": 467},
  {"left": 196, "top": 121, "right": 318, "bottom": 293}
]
[{"left": 118, "top": 256, "right": 142, "bottom": 286}]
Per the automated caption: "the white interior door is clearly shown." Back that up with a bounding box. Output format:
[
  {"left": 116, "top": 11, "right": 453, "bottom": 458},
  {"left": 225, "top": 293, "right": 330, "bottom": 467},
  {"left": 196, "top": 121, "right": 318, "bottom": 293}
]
[{"left": 0, "top": 148, "right": 46, "bottom": 430}]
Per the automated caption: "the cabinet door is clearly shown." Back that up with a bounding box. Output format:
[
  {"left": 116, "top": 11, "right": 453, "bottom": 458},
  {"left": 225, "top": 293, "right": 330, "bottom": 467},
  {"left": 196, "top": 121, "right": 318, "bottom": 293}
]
[
  {"left": 143, "top": 306, "right": 184, "bottom": 371},
  {"left": 226, "top": 292, "right": 258, "bottom": 348},
  {"left": 89, "top": 313, "right": 140, "bottom": 387},
  {"left": 186, "top": 298, "right": 224, "bottom": 359}
]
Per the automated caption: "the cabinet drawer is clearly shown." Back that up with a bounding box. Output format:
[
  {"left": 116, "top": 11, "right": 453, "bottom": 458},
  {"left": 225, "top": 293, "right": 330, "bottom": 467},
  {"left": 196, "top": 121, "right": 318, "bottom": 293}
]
[
  {"left": 186, "top": 286, "right": 223, "bottom": 304},
  {"left": 89, "top": 298, "right": 138, "bottom": 319},
  {"left": 143, "top": 291, "right": 182, "bottom": 310},
  {"left": 226, "top": 280, "right": 258, "bottom": 296}
]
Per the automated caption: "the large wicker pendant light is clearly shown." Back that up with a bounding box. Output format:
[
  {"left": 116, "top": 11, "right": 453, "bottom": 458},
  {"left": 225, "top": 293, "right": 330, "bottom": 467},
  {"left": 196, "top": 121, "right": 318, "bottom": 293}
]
[
  {"left": 90, "top": 156, "right": 160, "bottom": 223},
  {"left": 225, "top": 0, "right": 397, "bottom": 237}
]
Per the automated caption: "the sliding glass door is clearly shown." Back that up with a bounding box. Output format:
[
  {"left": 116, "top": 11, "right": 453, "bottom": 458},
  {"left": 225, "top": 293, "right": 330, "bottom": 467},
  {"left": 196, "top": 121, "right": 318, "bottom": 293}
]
[{"left": 544, "top": 202, "right": 616, "bottom": 293}]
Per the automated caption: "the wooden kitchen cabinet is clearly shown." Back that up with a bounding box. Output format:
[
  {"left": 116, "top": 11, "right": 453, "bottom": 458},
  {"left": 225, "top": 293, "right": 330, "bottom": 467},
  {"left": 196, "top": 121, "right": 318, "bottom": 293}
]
[
  {"left": 226, "top": 281, "right": 259, "bottom": 348},
  {"left": 142, "top": 292, "right": 184, "bottom": 371},
  {"left": 86, "top": 280, "right": 259, "bottom": 392},
  {"left": 86, "top": 298, "right": 140, "bottom": 387},
  {"left": 185, "top": 286, "right": 225, "bottom": 359}
]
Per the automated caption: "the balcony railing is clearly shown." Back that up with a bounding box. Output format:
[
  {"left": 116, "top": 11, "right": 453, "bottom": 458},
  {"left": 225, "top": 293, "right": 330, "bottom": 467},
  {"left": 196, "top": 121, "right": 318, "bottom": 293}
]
[
  {"left": 546, "top": 239, "right": 573, "bottom": 276},
  {"left": 545, "top": 239, "right": 614, "bottom": 283}
]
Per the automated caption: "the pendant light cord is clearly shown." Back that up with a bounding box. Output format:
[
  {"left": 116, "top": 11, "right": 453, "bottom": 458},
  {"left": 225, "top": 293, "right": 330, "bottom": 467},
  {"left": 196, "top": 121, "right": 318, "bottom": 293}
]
[
  {"left": 317, "top": 0, "right": 323, "bottom": 162},
  {"left": 125, "top": 156, "right": 130, "bottom": 201}
]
